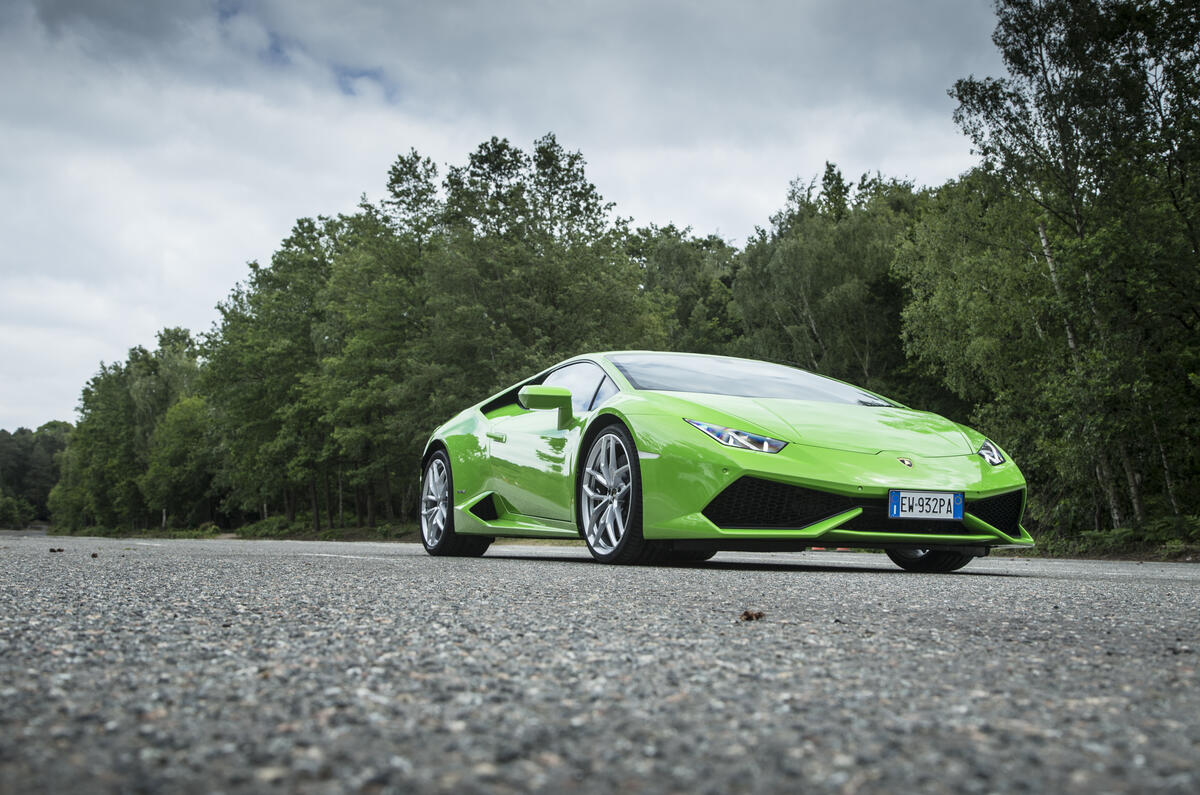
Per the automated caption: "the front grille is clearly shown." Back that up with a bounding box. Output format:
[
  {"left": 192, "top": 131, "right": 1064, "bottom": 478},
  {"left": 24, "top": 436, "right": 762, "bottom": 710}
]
[
  {"left": 966, "top": 489, "right": 1025, "bottom": 536},
  {"left": 702, "top": 477, "right": 1026, "bottom": 537},
  {"left": 702, "top": 477, "right": 857, "bottom": 529}
]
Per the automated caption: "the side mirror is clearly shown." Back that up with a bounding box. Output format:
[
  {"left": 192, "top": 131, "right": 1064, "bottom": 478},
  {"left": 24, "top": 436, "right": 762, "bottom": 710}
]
[{"left": 518, "top": 385, "right": 573, "bottom": 428}]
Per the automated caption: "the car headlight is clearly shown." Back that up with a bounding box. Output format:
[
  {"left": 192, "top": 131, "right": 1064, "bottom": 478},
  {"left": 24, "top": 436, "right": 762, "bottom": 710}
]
[
  {"left": 978, "top": 439, "right": 1005, "bottom": 466},
  {"left": 685, "top": 419, "right": 787, "bottom": 453}
]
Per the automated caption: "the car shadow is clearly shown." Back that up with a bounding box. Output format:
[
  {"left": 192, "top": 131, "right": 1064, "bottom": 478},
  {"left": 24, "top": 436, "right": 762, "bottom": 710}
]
[{"left": 480, "top": 551, "right": 1023, "bottom": 577}]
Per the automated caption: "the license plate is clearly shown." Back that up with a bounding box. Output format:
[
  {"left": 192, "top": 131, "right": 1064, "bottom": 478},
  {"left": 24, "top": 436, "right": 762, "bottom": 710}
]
[{"left": 888, "top": 490, "right": 963, "bottom": 520}]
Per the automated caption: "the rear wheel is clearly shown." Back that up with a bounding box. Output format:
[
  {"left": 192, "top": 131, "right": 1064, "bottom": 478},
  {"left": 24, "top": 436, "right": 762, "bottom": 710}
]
[
  {"left": 420, "top": 451, "right": 492, "bottom": 557},
  {"left": 886, "top": 548, "right": 973, "bottom": 573},
  {"left": 579, "top": 425, "right": 659, "bottom": 564}
]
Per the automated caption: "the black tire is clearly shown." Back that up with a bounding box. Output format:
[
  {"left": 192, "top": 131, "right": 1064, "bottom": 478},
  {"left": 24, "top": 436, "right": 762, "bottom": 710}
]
[
  {"left": 420, "top": 450, "right": 492, "bottom": 557},
  {"left": 578, "top": 424, "right": 662, "bottom": 565},
  {"left": 886, "top": 548, "right": 973, "bottom": 573}
]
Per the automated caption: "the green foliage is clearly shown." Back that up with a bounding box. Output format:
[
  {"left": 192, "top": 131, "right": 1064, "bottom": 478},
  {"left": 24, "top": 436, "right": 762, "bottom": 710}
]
[
  {"left": 918, "top": 0, "right": 1200, "bottom": 533},
  {"left": 235, "top": 516, "right": 295, "bottom": 538},
  {"left": 140, "top": 395, "right": 218, "bottom": 527},
  {"left": 629, "top": 225, "right": 739, "bottom": 354},
  {"left": 0, "top": 494, "right": 35, "bottom": 529},
  {"left": 49, "top": 332, "right": 201, "bottom": 531},
  {"left": 731, "top": 169, "right": 960, "bottom": 413},
  {"left": 0, "top": 421, "right": 71, "bottom": 521}
]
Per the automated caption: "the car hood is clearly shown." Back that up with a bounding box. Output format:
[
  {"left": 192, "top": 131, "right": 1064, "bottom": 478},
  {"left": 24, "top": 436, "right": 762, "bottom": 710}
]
[{"left": 639, "top": 391, "right": 974, "bottom": 456}]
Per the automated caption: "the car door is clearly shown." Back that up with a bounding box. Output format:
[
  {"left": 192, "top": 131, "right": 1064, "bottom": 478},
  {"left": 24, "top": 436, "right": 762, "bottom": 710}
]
[{"left": 485, "top": 362, "right": 607, "bottom": 521}]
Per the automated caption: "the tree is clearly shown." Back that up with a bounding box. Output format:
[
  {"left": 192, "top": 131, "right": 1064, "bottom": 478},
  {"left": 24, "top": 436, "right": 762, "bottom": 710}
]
[
  {"left": 203, "top": 218, "right": 342, "bottom": 531},
  {"left": 140, "top": 396, "right": 218, "bottom": 528},
  {"left": 945, "top": 0, "right": 1200, "bottom": 528},
  {"left": 408, "top": 134, "right": 666, "bottom": 420},
  {"left": 0, "top": 493, "right": 35, "bottom": 529},
  {"left": 628, "top": 225, "right": 740, "bottom": 355},
  {"left": 731, "top": 168, "right": 939, "bottom": 405},
  {"left": 317, "top": 204, "right": 425, "bottom": 524}
]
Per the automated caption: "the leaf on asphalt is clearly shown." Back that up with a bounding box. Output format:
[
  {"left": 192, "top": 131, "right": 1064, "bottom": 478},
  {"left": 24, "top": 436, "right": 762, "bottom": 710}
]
[
  {"left": 91, "top": 552, "right": 98, "bottom": 558},
  {"left": 739, "top": 610, "right": 765, "bottom": 622}
]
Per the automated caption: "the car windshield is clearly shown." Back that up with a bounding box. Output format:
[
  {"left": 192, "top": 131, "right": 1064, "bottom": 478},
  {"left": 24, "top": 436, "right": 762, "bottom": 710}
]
[{"left": 608, "top": 353, "right": 894, "bottom": 406}]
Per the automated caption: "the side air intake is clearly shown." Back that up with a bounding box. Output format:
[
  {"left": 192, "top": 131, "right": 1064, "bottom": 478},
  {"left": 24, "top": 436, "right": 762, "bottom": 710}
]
[{"left": 468, "top": 494, "right": 500, "bottom": 521}]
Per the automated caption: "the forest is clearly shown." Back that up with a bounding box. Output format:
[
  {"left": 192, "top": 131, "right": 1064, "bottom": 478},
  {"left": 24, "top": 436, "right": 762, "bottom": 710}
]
[{"left": 4, "top": 0, "right": 1196, "bottom": 551}]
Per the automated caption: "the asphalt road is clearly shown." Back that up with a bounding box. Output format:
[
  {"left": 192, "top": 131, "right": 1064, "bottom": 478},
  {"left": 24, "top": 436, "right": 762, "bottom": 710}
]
[{"left": 1, "top": 535, "right": 1197, "bottom": 794}]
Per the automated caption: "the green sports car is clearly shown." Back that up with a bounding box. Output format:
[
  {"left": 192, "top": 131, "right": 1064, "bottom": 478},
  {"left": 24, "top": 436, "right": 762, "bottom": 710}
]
[{"left": 420, "top": 351, "right": 1032, "bottom": 572}]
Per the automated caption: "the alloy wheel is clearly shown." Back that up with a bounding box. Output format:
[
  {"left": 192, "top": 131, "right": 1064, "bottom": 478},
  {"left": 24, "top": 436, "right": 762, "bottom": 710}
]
[
  {"left": 581, "top": 432, "right": 633, "bottom": 555},
  {"left": 421, "top": 457, "right": 450, "bottom": 547}
]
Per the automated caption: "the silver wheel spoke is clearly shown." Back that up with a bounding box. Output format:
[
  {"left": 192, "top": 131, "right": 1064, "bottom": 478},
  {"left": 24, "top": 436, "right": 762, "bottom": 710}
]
[
  {"left": 422, "top": 459, "right": 451, "bottom": 547},
  {"left": 580, "top": 431, "right": 636, "bottom": 556}
]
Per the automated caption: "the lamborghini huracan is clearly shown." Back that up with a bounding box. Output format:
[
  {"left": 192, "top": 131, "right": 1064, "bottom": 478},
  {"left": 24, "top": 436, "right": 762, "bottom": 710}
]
[{"left": 419, "top": 352, "right": 1032, "bottom": 571}]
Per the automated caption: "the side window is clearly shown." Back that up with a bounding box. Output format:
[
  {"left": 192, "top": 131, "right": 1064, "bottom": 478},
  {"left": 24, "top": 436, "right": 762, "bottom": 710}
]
[
  {"left": 542, "top": 362, "right": 605, "bottom": 414},
  {"left": 590, "top": 375, "right": 618, "bottom": 410}
]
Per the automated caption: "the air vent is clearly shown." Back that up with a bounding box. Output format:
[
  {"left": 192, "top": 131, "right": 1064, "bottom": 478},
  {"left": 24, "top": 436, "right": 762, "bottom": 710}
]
[
  {"left": 468, "top": 494, "right": 500, "bottom": 521},
  {"left": 966, "top": 490, "right": 1025, "bottom": 536},
  {"left": 702, "top": 477, "right": 857, "bottom": 529}
]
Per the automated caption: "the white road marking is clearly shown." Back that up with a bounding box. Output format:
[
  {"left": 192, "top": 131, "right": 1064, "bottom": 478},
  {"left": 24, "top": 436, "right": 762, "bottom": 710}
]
[
  {"left": 134, "top": 542, "right": 163, "bottom": 547},
  {"left": 298, "top": 552, "right": 394, "bottom": 562}
]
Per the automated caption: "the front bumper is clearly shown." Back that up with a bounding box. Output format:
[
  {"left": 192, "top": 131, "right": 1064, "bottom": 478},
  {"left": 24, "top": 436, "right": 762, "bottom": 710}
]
[{"left": 631, "top": 420, "right": 1032, "bottom": 549}]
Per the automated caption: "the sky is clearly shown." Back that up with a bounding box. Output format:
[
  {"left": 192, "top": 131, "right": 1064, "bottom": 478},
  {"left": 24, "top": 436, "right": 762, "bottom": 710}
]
[{"left": 0, "top": 0, "right": 1006, "bottom": 431}]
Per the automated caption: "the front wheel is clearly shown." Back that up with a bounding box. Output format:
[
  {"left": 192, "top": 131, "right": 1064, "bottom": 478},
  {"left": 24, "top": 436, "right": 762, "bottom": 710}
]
[
  {"left": 579, "top": 424, "right": 659, "bottom": 565},
  {"left": 420, "top": 451, "right": 492, "bottom": 557},
  {"left": 886, "top": 548, "right": 973, "bottom": 573}
]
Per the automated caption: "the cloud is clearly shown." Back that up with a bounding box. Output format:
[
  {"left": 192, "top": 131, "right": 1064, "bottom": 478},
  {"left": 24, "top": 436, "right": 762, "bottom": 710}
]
[{"left": 0, "top": 0, "right": 1005, "bottom": 429}]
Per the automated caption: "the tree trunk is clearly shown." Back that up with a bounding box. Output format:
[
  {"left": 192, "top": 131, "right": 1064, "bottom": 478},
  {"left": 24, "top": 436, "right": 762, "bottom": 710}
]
[
  {"left": 1150, "top": 417, "right": 1180, "bottom": 515},
  {"left": 309, "top": 478, "right": 321, "bottom": 534},
  {"left": 1095, "top": 457, "right": 1124, "bottom": 529},
  {"left": 161, "top": 508, "right": 167, "bottom": 530},
  {"left": 1041, "top": 221, "right": 1128, "bottom": 528},
  {"left": 797, "top": 286, "right": 826, "bottom": 369},
  {"left": 366, "top": 481, "right": 377, "bottom": 528},
  {"left": 324, "top": 470, "right": 336, "bottom": 529},
  {"left": 284, "top": 489, "right": 296, "bottom": 524},
  {"left": 1038, "top": 222, "right": 1081, "bottom": 355},
  {"left": 382, "top": 469, "right": 395, "bottom": 522},
  {"left": 338, "top": 468, "right": 345, "bottom": 529},
  {"left": 1116, "top": 443, "right": 1145, "bottom": 525},
  {"left": 401, "top": 482, "right": 414, "bottom": 520}
]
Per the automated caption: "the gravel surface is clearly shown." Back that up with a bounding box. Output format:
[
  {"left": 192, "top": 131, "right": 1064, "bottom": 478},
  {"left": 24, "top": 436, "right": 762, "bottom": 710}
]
[{"left": 1, "top": 534, "right": 1197, "bottom": 793}]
